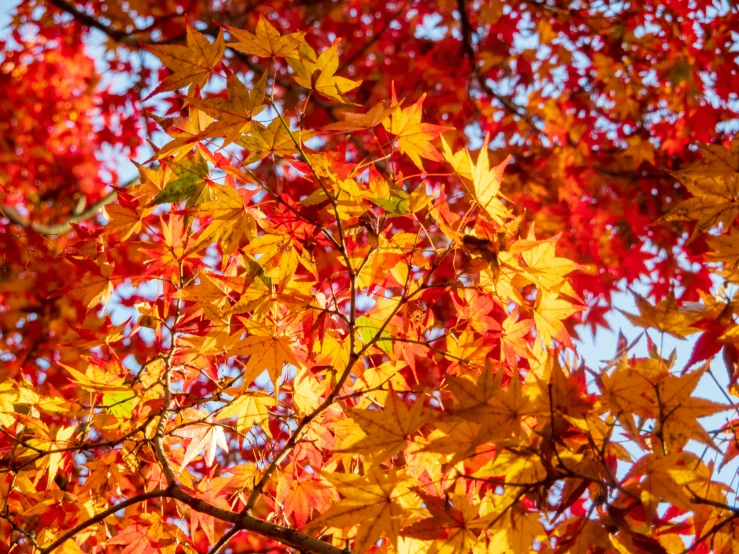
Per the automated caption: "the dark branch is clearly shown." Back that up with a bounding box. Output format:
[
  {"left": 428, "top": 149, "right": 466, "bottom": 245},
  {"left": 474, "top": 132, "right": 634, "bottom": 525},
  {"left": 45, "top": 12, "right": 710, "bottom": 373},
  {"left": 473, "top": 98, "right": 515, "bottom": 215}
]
[
  {"left": 456, "top": 0, "right": 541, "bottom": 130},
  {"left": 39, "top": 489, "right": 169, "bottom": 554},
  {"left": 46, "top": 0, "right": 137, "bottom": 44}
]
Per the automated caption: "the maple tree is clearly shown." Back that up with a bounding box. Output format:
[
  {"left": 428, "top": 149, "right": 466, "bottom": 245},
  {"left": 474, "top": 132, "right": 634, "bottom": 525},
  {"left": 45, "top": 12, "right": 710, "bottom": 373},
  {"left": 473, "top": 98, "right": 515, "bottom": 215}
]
[{"left": 2, "top": 1, "right": 739, "bottom": 553}]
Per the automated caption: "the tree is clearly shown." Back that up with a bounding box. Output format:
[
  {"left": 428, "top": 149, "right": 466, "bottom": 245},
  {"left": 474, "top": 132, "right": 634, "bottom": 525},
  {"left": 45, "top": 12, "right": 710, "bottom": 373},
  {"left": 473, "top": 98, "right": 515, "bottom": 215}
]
[{"left": 1, "top": 0, "right": 739, "bottom": 552}]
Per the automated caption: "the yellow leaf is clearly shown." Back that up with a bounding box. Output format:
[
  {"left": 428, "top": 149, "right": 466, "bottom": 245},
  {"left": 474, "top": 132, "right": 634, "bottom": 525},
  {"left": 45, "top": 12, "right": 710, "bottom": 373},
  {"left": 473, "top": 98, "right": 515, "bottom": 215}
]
[
  {"left": 0, "top": 381, "right": 18, "bottom": 427},
  {"left": 103, "top": 204, "right": 148, "bottom": 241},
  {"left": 467, "top": 134, "right": 511, "bottom": 224},
  {"left": 650, "top": 363, "right": 731, "bottom": 452},
  {"left": 225, "top": 16, "right": 306, "bottom": 59},
  {"left": 624, "top": 452, "right": 702, "bottom": 523},
  {"left": 382, "top": 94, "right": 451, "bottom": 170},
  {"left": 153, "top": 107, "right": 214, "bottom": 161},
  {"left": 185, "top": 73, "right": 267, "bottom": 145},
  {"left": 660, "top": 140, "right": 739, "bottom": 239},
  {"left": 345, "top": 393, "right": 426, "bottom": 462},
  {"left": 144, "top": 21, "right": 224, "bottom": 96},
  {"left": 55, "top": 540, "right": 84, "bottom": 554},
  {"left": 516, "top": 230, "right": 580, "bottom": 292},
  {"left": 325, "top": 100, "right": 400, "bottom": 132},
  {"left": 313, "top": 468, "right": 409, "bottom": 552},
  {"left": 474, "top": 450, "right": 547, "bottom": 485},
  {"left": 707, "top": 227, "right": 739, "bottom": 283},
  {"left": 619, "top": 290, "right": 702, "bottom": 339},
  {"left": 67, "top": 263, "right": 115, "bottom": 309},
  {"left": 293, "top": 370, "right": 324, "bottom": 415},
  {"left": 479, "top": 374, "right": 539, "bottom": 442},
  {"left": 237, "top": 117, "right": 313, "bottom": 164},
  {"left": 187, "top": 184, "right": 257, "bottom": 257},
  {"left": 60, "top": 362, "right": 130, "bottom": 394},
  {"left": 288, "top": 41, "right": 362, "bottom": 104},
  {"left": 217, "top": 391, "right": 275, "bottom": 437},
  {"left": 487, "top": 508, "right": 547, "bottom": 554},
  {"left": 440, "top": 135, "right": 473, "bottom": 180},
  {"left": 447, "top": 365, "right": 502, "bottom": 415},
  {"left": 532, "top": 289, "right": 583, "bottom": 347},
  {"left": 46, "top": 425, "right": 76, "bottom": 489},
  {"left": 229, "top": 332, "right": 299, "bottom": 389}
]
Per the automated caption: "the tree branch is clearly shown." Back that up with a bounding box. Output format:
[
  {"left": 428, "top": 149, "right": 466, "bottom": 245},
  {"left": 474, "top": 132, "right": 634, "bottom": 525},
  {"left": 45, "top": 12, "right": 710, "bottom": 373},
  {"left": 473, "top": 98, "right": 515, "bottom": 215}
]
[
  {"left": 39, "top": 489, "right": 169, "bottom": 554},
  {"left": 169, "top": 487, "right": 349, "bottom": 554},
  {"left": 456, "top": 0, "right": 542, "bottom": 130},
  {"left": 337, "top": 0, "right": 411, "bottom": 73},
  {"left": 1, "top": 192, "right": 118, "bottom": 235},
  {"left": 46, "top": 0, "right": 138, "bottom": 44},
  {"left": 207, "top": 524, "right": 243, "bottom": 554},
  {"left": 0, "top": 173, "right": 140, "bottom": 235},
  {"left": 38, "top": 485, "right": 349, "bottom": 554}
]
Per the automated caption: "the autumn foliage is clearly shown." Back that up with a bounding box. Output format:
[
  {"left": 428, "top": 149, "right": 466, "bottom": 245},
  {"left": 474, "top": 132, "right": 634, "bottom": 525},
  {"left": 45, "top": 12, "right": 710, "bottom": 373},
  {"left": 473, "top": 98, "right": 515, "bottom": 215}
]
[{"left": 2, "top": 1, "right": 739, "bottom": 553}]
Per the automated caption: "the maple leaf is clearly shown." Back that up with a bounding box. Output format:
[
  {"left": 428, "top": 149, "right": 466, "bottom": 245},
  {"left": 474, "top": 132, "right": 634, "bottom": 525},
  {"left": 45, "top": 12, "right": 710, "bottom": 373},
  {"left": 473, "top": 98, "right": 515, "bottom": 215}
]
[
  {"left": 501, "top": 310, "right": 534, "bottom": 365},
  {"left": 292, "top": 370, "right": 324, "bottom": 415},
  {"left": 229, "top": 330, "right": 300, "bottom": 388},
  {"left": 624, "top": 452, "right": 704, "bottom": 523},
  {"left": 648, "top": 363, "right": 731, "bottom": 451},
  {"left": 103, "top": 202, "right": 149, "bottom": 241},
  {"left": 237, "top": 117, "right": 313, "bottom": 163},
  {"left": 382, "top": 93, "right": 451, "bottom": 170},
  {"left": 707, "top": 227, "right": 739, "bottom": 282},
  {"left": 447, "top": 365, "right": 502, "bottom": 414},
  {"left": 0, "top": 381, "right": 18, "bottom": 427},
  {"left": 440, "top": 135, "right": 473, "bottom": 180},
  {"left": 173, "top": 421, "right": 229, "bottom": 470},
  {"left": 473, "top": 449, "right": 547, "bottom": 485},
  {"left": 467, "top": 133, "right": 511, "bottom": 224},
  {"left": 479, "top": 374, "right": 540, "bottom": 442},
  {"left": 488, "top": 506, "right": 548, "bottom": 553},
  {"left": 660, "top": 140, "right": 739, "bottom": 239},
  {"left": 61, "top": 361, "right": 130, "bottom": 394},
  {"left": 344, "top": 393, "right": 426, "bottom": 462},
  {"left": 151, "top": 107, "right": 214, "bottom": 162},
  {"left": 81, "top": 453, "right": 129, "bottom": 496},
  {"left": 186, "top": 183, "right": 257, "bottom": 256},
  {"left": 597, "top": 358, "right": 657, "bottom": 446},
  {"left": 516, "top": 229, "right": 581, "bottom": 292},
  {"left": 216, "top": 390, "right": 275, "bottom": 437},
  {"left": 402, "top": 486, "right": 484, "bottom": 553},
  {"left": 288, "top": 40, "right": 362, "bottom": 104},
  {"left": 532, "top": 289, "right": 583, "bottom": 347},
  {"left": 325, "top": 100, "right": 400, "bottom": 132},
  {"left": 277, "top": 472, "right": 338, "bottom": 527},
  {"left": 45, "top": 425, "right": 75, "bottom": 489},
  {"left": 190, "top": 477, "right": 234, "bottom": 545},
  {"left": 620, "top": 290, "right": 702, "bottom": 339},
  {"left": 65, "top": 263, "right": 116, "bottom": 309},
  {"left": 602, "top": 360, "right": 731, "bottom": 451},
  {"left": 224, "top": 16, "right": 306, "bottom": 59},
  {"left": 143, "top": 20, "right": 225, "bottom": 97},
  {"left": 153, "top": 153, "right": 211, "bottom": 206},
  {"left": 106, "top": 523, "right": 157, "bottom": 554},
  {"left": 185, "top": 72, "right": 267, "bottom": 145},
  {"left": 311, "top": 468, "right": 410, "bottom": 552}
]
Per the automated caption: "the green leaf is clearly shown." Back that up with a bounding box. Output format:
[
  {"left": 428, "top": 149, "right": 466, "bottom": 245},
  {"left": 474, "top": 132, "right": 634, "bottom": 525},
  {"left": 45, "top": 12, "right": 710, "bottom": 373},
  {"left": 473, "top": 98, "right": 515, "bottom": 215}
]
[
  {"left": 370, "top": 186, "right": 411, "bottom": 216},
  {"left": 103, "top": 391, "right": 136, "bottom": 419},
  {"left": 154, "top": 154, "right": 209, "bottom": 205},
  {"left": 356, "top": 316, "right": 393, "bottom": 354}
]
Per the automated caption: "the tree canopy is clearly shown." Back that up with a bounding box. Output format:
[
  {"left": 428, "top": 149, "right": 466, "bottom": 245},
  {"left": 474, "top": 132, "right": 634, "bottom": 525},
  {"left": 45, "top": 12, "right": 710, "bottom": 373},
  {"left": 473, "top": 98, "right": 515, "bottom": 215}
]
[{"left": 1, "top": 1, "right": 739, "bottom": 553}]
